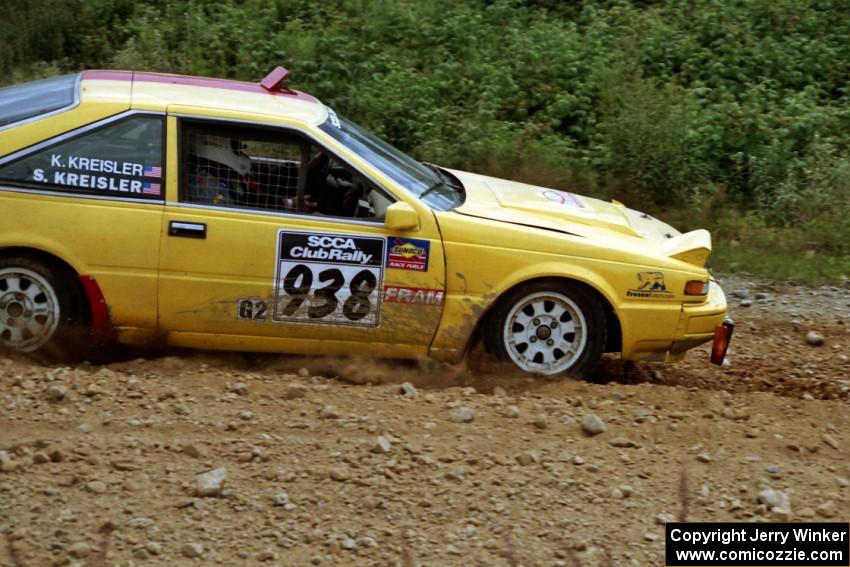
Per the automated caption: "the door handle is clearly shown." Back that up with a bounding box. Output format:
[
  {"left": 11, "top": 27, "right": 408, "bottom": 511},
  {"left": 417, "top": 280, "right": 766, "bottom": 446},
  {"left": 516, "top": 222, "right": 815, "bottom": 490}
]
[{"left": 168, "top": 221, "right": 207, "bottom": 239}]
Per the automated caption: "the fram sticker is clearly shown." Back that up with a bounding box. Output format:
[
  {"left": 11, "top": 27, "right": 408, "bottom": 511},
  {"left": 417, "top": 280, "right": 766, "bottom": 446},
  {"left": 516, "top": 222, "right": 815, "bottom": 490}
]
[
  {"left": 386, "top": 237, "right": 430, "bottom": 272},
  {"left": 626, "top": 272, "right": 673, "bottom": 299},
  {"left": 383, "top": 286, "right": 444, "bottom": 306},
  {"left": 541, "top": 189, "right": 585, "bottom": 208}
]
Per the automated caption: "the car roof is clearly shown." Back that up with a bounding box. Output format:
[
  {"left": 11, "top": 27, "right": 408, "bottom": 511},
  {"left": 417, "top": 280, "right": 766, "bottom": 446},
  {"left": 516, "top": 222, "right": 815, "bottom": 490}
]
[{"left": 80, "top": 70, "right": 329, "bottom": 126}]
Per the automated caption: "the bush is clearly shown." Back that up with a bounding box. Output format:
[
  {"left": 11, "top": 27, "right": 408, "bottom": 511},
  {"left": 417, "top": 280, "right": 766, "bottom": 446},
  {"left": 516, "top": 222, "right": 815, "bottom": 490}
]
[{"left": 3, "top": 0, "right": 850, "bottom": 280}]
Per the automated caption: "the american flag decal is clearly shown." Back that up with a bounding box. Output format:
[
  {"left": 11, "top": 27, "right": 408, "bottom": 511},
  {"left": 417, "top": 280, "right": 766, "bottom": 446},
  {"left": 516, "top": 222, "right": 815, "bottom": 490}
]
[
  {"left": 142, "top": 182, "right": 161, "bottom": 196},
  {"left": 143, "top": 164, "right": 162, "bottom": 178}
]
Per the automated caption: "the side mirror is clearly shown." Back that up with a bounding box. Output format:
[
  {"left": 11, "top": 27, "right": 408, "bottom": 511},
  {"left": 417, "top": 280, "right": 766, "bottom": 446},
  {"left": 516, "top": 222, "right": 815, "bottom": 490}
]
[{"left": 384, "top": 202, "right": 420, "bottom": 232}]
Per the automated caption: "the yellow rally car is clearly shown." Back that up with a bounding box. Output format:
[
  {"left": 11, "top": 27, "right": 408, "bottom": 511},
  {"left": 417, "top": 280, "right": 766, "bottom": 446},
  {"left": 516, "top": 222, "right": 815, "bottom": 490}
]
[{"left": 0, "top": 67, "right": 732, "bottom": 376}]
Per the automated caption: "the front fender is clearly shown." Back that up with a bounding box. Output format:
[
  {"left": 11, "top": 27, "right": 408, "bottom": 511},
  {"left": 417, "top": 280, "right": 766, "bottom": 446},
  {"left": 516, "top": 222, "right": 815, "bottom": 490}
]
[{"left": 429, "top": 259, "right": 620, "bottom": 362}]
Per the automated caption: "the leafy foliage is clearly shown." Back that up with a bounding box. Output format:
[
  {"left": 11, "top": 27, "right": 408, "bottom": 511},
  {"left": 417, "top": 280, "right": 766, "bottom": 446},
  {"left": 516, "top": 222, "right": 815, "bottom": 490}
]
[{"left": 3, "top": 0, "right": 850, "bottom": 279}]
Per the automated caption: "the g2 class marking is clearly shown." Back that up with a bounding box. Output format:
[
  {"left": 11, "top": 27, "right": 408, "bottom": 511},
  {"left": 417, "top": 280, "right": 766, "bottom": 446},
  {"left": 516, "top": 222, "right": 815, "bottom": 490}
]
[{"left": 237, "top": 298, "right": 268, "bottom": 321}]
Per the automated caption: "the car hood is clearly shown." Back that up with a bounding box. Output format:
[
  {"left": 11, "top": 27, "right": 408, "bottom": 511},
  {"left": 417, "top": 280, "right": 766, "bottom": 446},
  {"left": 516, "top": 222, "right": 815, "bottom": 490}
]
[
  {"left": 450, "top": 169, "right": 642, "bottom": 237},
  {"left": 446, "top": 169, "right": 712, "bottom": 268}
]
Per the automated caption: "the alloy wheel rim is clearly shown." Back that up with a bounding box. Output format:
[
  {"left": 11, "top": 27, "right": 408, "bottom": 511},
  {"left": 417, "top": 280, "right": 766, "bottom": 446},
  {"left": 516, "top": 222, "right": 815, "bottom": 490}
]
[
  {"left": 0, "top": 268, "right": 59, "bottom": 352},
  {"left": 503, "top": 291, "right": 587, "bottom": 375}
]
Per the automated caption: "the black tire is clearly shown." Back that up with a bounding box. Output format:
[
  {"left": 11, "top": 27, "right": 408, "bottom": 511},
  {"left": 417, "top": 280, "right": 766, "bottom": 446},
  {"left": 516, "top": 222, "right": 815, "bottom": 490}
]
[
  {"left": 484, "top": 280, "right": 607, "bottom": 378},
  {"left": 0, "top": 255, "right": 88, "bottom": 359}
]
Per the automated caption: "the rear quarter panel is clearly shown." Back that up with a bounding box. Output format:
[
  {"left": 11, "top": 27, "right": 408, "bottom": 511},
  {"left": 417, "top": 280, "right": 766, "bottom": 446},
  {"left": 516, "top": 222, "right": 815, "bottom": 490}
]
[
  {"left": 0, "top": 87, "right": 161, "bottom": 329},
  {"left": 0, "top": 191, "right": 162, "bottom": 328}
]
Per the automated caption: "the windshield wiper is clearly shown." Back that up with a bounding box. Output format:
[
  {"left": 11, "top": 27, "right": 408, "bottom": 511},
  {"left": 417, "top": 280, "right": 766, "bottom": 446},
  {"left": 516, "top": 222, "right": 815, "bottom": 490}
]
[
  {"left": 422, "top": 162, "right": 459, "bottom": 188},
  {"left": 418, "top": 180, "right": 446, "bottom": 200}
]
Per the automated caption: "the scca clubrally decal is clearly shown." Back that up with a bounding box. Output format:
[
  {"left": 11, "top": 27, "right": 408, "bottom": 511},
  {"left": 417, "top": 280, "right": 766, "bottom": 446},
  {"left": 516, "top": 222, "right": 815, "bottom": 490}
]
[{"left": 273, "top": 231, "right": 386, "bottom": 327}]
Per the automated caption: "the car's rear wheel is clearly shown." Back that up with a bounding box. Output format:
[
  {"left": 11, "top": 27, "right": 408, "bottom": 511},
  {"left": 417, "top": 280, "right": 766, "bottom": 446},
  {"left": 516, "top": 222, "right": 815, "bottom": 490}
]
[
  {"left": 485, "top": 281, "right": 607, "bottom": 377},
  {"left": 0, "top": 256, "right": 85, "bottom": 355}
]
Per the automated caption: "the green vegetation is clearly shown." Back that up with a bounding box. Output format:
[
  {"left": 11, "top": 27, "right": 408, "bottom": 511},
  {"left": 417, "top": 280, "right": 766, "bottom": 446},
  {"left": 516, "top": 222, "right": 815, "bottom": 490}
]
[{"left": 3, "top": 0, "right": 849, "bottom": 282}]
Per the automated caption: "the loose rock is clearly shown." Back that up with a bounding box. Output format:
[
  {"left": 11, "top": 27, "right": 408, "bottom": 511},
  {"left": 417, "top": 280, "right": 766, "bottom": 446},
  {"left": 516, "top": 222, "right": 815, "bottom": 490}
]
[
  {"left": 516, "top": 452, "right": 537, "bottom": 466},
  {"left": 816, "top": 501, "right": 837, "bottom": 518},
  {"left": 399, "top": 382, "right": 418, "bottom": 398},
  {"left": 182, "top": 543, "right": 204, "bottom": 558},
  {"left": 581, "top": 414, "right": 606, "bottom": 436},
  {"left": 0, "top": 450, "right": 15, "bottom": 473},
  {"left": 372, "top": 435, "right": 392, "bottom": 454},
  {"left": 86, "top": 480, "right": 107, "bottom": 494},
  {"left": 320, "top": 405, "right": 340, "bottom": 419},
  {"left": 68, "top": 542, "right": 91, "bottom": 558},
  {"left": 806, "top": 331, "right": 825, "bottom": 346},
  {"left": 195, "top": 467, "right": 226, "bottom": 497},
  {"left": 822, "top": 434, "right": 839, "bottom": 450},
  {"left": 46, "top": 384, "right": 68, "bottom": 402},
  {"left": 330, "top": 467, "right": 350, "bottom": 482},
  {"left": 757, "top": 488, "right": 790, "bottom": 509},
  {"left": 449, "top": 406, "right": 475, "bottom": 423},
  {"left": 283, "top": 384, "right": 306, "bottom": 400}
]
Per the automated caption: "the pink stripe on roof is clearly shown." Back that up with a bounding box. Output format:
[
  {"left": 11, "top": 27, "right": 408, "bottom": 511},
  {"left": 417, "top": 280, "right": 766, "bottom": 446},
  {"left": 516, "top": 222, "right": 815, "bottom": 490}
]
[
  {"left": 81, "top": 70, "right": 319, "bottom": 103},
  {"left": 81, "top": 70, "right": 133, "bottom": 81}
]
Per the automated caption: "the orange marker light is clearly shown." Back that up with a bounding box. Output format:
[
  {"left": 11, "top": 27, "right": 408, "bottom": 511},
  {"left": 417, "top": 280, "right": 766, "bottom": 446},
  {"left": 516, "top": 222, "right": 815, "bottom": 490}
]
[
  {"left": 685, "top": 280, "right": 710, "bottom": 295},
  {"left": 710, "top": 319, "right": 734, "bottom": 365}
]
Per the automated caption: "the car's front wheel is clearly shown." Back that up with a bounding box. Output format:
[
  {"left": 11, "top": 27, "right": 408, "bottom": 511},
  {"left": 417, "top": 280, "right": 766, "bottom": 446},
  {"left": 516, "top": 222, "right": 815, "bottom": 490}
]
[
  {"left": 485, "top": 281, "right": 607, "bottom": 377},
  {"left": 0, "top": 256, "right": 85, "bottom": 356}
]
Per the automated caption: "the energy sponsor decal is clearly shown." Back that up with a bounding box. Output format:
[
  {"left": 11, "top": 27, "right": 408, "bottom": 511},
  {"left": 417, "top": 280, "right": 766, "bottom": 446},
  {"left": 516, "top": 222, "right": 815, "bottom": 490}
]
[
  {"left": 541, "top": 189, "right": 585, "bottom": 208},
  {"left": 273, "top": 231, "right": 385, "bottom": 327},
  {"left": 383, "top": 285, "right": 444, "bottom": 306},
  {"left": 386, "top": 237, "right": 430, "bottom": 272},
  {"left": 627, "top": 271, "right": 673, "bottom": 299},
  {"left": 665, "top": 522, "right": 848, "bottom": 566},
  {"left": 29, "top": 154, "right": 163, "bottom": 197}
]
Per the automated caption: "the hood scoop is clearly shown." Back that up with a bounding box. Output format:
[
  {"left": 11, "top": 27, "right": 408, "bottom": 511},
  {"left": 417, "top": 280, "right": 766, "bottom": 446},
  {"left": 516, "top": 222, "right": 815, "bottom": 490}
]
[{"left": 453, "top": 172, "right": 641, "bottom": 237}]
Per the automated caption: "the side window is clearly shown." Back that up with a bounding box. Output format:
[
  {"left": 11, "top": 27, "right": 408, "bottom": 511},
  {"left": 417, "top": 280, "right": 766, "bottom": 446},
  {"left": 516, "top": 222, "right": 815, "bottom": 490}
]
[
  {"left": 0, "top": 115, "right": 164, "bottom": 200},
  {"left": 181, "top": 122, "right": 392, "bottom": 220}
]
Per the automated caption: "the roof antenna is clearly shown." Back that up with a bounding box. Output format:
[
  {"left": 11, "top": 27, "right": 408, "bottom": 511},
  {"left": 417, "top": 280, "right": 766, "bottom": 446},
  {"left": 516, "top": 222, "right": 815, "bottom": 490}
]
[{"left": 260, "top": 66, "right": 294, "bottom": 94}]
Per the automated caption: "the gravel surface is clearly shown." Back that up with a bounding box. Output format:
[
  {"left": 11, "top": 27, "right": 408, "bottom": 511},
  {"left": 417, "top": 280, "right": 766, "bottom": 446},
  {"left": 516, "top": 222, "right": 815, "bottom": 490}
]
[{"left": 0, "top": 275, "right": 848, "bottom": 566}]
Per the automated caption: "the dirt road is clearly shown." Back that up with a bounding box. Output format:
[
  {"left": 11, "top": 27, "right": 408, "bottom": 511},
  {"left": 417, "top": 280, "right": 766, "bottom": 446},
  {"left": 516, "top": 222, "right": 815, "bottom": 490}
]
[{"left": 1, "top": 275, "right": 848, "bottom": 566}]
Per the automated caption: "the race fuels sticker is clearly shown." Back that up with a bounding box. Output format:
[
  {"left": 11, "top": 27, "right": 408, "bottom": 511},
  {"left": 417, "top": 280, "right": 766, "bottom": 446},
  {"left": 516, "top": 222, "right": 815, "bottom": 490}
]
[
  {"left": 386, "top": 237, "right": 430, "bottom": 272},
  {"left": 273, "top": 231, "right": 385, "bottom": 327}
]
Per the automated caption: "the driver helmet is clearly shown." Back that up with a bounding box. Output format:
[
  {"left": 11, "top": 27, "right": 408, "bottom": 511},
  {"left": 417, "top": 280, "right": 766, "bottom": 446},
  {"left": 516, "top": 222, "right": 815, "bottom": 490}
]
[{"left": 190, "top": 134, "right": 251, "bottom": 177}]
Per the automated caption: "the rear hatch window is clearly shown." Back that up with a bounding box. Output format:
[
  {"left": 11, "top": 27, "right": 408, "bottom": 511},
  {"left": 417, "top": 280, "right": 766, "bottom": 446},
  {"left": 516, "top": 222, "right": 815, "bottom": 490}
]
[{"left": 0, "top": 74, "right": 79, "bottom": 128}]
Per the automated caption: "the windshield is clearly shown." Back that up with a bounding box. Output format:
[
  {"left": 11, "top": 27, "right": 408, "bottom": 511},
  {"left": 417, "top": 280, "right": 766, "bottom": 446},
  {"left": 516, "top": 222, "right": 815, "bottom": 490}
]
[{"left": 319, "top": 108, "right": 463, "bottom": 211}]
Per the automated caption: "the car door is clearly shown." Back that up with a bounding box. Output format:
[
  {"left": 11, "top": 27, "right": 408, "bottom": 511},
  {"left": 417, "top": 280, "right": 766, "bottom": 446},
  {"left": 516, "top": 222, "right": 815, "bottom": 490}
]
[{"left": 156, "top": 112, "right": 446, "bottom": 357}]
